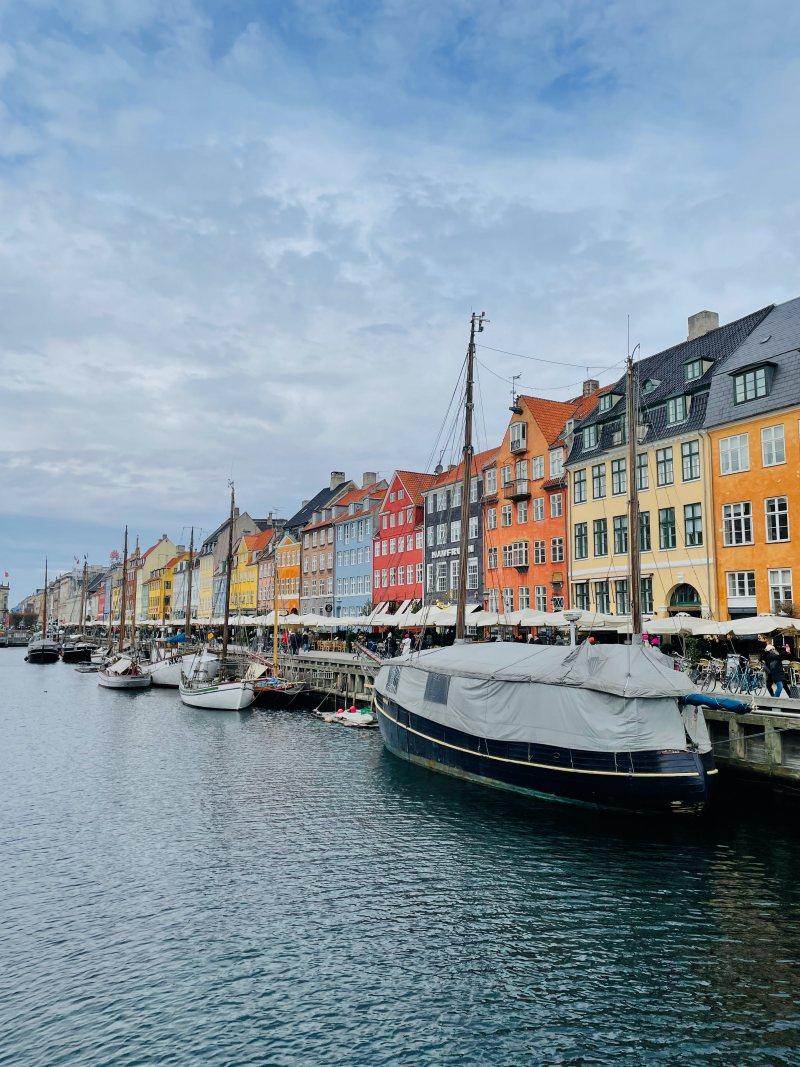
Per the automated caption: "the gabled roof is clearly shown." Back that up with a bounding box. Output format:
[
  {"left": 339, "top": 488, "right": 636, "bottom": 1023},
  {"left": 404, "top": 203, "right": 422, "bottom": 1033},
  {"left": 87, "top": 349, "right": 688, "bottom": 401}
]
[
  {"left": 425, "top": 447, "right": 499, "bottom": 489},
  {"left": 519, "top": 396, "right": 584, "bottom": 447},
  {"left": 390, "top": 469, "right": 437, "bottom": 505},
  {"left": 243, "top": 529, "right": 273, "bottom": 554},
  {"left": 332, "top": 481, "right": 389, "bottom": 522},
  {"left": 284, "top": 480, "right": 354, "bottom": 532},
  {"left": 163, "top": 554, "right": 186, "bottom": 571}
]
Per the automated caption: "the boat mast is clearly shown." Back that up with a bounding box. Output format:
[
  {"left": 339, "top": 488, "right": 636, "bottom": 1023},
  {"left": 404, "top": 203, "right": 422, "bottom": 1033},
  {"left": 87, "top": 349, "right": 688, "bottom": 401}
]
[
  {"left": 79, "top": 558, "right": 87, "bottom": 635},
  {"left": 185, "top": 527, "right": 194, "bottom": 642},
  {"left": 455, "top": 311, "right": 487, "bottom": 641},
  {"left": 119, "top": 526, "right": 128, "bottom": 654},
  {"left": 221, "top": 484, "right": 235, "bottom": 664},
  {"left": 42, "top": 558, "right": 48, "bottom": 637},
  {"left": 130, "top": 538, "right": 139, "bottom": 652},
  {"left": 626, "top": 347, "right": 642, "bottom": 638}
]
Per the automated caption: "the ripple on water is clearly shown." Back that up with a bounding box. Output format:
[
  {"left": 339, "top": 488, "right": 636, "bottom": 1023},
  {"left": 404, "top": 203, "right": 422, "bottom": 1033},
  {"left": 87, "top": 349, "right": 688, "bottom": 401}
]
[{"left": 1, "top": 647, "right": 800, "bottom": 1064}]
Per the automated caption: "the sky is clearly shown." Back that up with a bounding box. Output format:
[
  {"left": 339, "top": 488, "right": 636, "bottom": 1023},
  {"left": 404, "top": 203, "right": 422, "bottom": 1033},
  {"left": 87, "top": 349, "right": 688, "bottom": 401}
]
[{"left": 2, "top": 0, "right": 800, "bottom": 602}]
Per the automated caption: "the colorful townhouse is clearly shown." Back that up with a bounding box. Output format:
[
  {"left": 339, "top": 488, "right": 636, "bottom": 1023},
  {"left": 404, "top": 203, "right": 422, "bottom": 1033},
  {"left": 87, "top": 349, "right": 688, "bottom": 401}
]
[
  {"left": 197, "top": 510, "right": 265, "bottom": 622},
  {"left": 704, "top": 296, "right": 800, "bottom": 618},
  {"left": 132, "top": 535, "right": 179, "bottom": 624},
  {"left": 172, "top": 553, "right": 200, "bottom": 627},
  {"left": 421, "top": 450, "right": 496, "bottom": 607},
  {"left": 482, "top": 389, "right": 605, "bottom": 616},
  {"left": 144, "top": 552, "right": 186, "bottom": 623},
  {"left": 333, "top": 477, "right": 388, "bottom": 618},
  {"left": 230, "top": 529, "right": 273, "bottom": 616},
  {"left": 289, "top": 472, "right": 354, "bottom": 617},
  {"left": 565, "top": 307, "right": 771, "bottom": 619},
  {"left": 274, "top": 530, "right": 301, "bottom": 614},
  {"left": 374, "top": 470, "right": 436, "bottom": 611}
]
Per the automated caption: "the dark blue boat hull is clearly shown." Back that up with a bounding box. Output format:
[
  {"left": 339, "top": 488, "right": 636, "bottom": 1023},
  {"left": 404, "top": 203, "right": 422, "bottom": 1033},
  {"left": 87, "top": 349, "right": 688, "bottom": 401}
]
[{"left": 374, "top": 693, "right": 715, "bottom": 815}]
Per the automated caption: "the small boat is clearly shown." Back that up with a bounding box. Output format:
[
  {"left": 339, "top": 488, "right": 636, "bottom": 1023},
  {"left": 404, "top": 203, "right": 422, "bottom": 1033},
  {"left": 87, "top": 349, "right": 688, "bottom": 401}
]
[
  {"left": 253, "top": 675, "right": 307, "bottom": 703},
  {"left": 177, "top": 485, "right": 256, "bottom": 712},
  {"left": 26, "top": 635, "right": 60, "bottom": 664},
  {"left": 74, "top": 663, "right": 101, "bottom": 674},
  {"left": 91, "top": 646, "right": 111, "bottom": 665},
  {"left": 61, "top": 638, "right": 96, "bottom": 663},
  {"left": 98, "top": 656, "right": 151, "bottom": 689},
  {"left": 146, "top": 645, "right": 220, "bottom": 687},
  {"left": 335, "top": 705, "right": 376, "bottom": 727}
]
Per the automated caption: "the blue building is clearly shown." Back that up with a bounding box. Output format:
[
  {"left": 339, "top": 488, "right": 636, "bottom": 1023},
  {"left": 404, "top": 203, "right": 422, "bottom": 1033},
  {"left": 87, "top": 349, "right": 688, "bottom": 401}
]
[{"left": 333, "top": 480, "right": 387, "bottom": 618}]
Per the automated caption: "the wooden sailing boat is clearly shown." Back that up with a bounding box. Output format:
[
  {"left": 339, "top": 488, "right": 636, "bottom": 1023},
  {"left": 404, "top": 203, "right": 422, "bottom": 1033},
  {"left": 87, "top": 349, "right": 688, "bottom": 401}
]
[
  {"left": 26, "top": 558, "right": 60, "bottom": 664},
  {"left": 372, "top": 314, "right": 716, "bottom": 814},
  {"left": 179, "top": 486, "right": 256, "bottom": 710},
  {"left": 253, "top": 545, "right": 307, "bottom": 704},
  {"left": 98, "top": 527, "right": 151, "bottom": 689},
  {"left": 62, "top": 558, "right": 96, "bottom": 662}
]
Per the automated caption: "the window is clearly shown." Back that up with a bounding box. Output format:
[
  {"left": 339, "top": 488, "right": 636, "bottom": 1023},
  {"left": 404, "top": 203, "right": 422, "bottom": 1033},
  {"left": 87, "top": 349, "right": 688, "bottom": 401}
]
[
  {"left": 416, "top": 531, "right": 423, "bottom": 550},
  {"left": 573, "top": 468, "right": 587, "bottom": 503},
  {"left": 515, "top": 459, "right": 528, "bottom": 482},
  {"left": 452, "top": 485, "right": 462, "bottom": 508},
  {"left": 613, "top": 515, "right": 628, "bottom": 555},
  {"left": 425, "top": 564, "right": 433, "bottom": 591},
  {"left": 502, "top": 588, "right": 514, "bottom": 613},
  {"left": 535, "top": 586, "right": 547, "bottom": 611},
  {"left": 470, "top": 478, "right": 478, "bottom": 503},
  {"left": 574, "top": 522, "right": 588, "bottom": 560},
  {"left": 389, "top": 513, "right": 396, "bottom": 528},
  {"left": 684, "top": 503, "right": 703, "bottom": 547},
  {"left": 533, "top": 498, "right": 544, "bottom": 521},
  {"left": 761, "top": 425, "right": 786, "bottom": 467},
  {"left": 514, "top": 541, "right": 530, "bottom": 567},
  {"left": 598, "top": 393, "right": 614, "bottom": 413},
  {"left": 466, "top": 559, "right": 478, "bottom": 589},
  {"left": 426, "top": 526, "right": 434, "bottom": 548},
  {"left": 583, "top": 425, "right": 599, "bottom": 449},
  {"left": 636, "top": 453, "right": 649, "bottom": 490},
  {"left": 487, "top": 508, "right": 497, "bottom": 530},
  {"left": 666, "top": 395, "right": 689, "bottom": 424},
  {"left": 656, "top": 447, "right": 673, "bottom": 486},
  {"left": 389, "top": 567, "right": 396, "bottom": 586},
  {"left": 734, "top": 366, "right": 769, "bottom": 404},
  {"left": 720, "top": 434, "right": 749, "bottom": 474},
  {"left": 406, "top": 535, "right": 413, "bottom": 552},
  {"left": 727, "top": 571, "right": 756, "bottom": 599},
  {"left": 640, "top": 575, "right": 653, "bottom": 615},
  {"left": 592, "top": 463, "right": 606, "bottom": 499},
  {"left": 614, "top": 579, "right": 629, "bottom": 615},
  {"left": 723, "top": 502, "right": 753, "bottom": 546},
  {"left": 406, "top": 564, "right": 413, "bottom": 584},
  {"left": 769, "top": 569, "right": 793, "bottom": 609},
  {"left": 593, "top": 518, "right": 608, "bottom": 557},
  {"left": 484, "top": 468, "right": 497, "bottom": 495},
  {"left": 437, "top": 490, "right": 448, "bottom": 511},
  {"left": 549, "top": 449, "right": 564, "bottom": 478},
  {"left": 516, "top": 500, "right": 528, "bottom": 524},
  {"left": 468, "top": 515, "right": 479, "bottom": 540},
  {"left": 611, "top": 458, "right": 626, "bottom": 495},
  {"left": 532, "top": 455, "right": 545, "bottom": 479},
  {"left": 416, "top": 563, "right": 423, "bottom": 584},
  {"left": 397, "top": 509, "right": 404, "bottom": 525},
  {"left": 501, "top": 504, "right": 512, "bottom": 527},
  {"left": 487, "top": 547, "right": 498, "bottom": 570},
  {"left": 424, "top": 672, "right": 450, "bottom": 705},
  {"left": 487, "top": 589, "right": 499, "bottom": 612},
  {"left": 573, "top": 582, "right": 589, "bottom": 610},
  {"left": 510, "top": 421, "right": 527, "bottom": 451},
  {"left": 659, "top": 507, "right": 676, "bottom": 550},
  {"left": 684, "top": 358, "right": 703, "bottom": 382},
  {"left": 533, "top": 540, "right": 545, "bottom": 564},
  {"left": 765, "top": 496, "right": 790, "bottom": 542},
  {"left": 681, "top": 440, "right": 700, "bottom": 481},
  {"left": 594, "top": 580, "right": 610, "bottom": 613},
  {"left": 397, "top": 488, "right": 405, "bottom": 501},
  {"left": 551, "top": 493, "right": 563, "bottom": 518},
  {"left": 518, "top": 586, "right": 530, "bottom": 609},
  {"left": 551, "top": 537, "right": 564, "bottom": 563},
  {"left": 640, "top": 514, "right": 652, "bottom": 554},
  {"left": 435, "top": 562, "right": 448, "bottom": 592},
  {"left": 450, "top": 521, "right": 461, "bottom": 543},
  {"left": 436, "top": 523, "right": 447, "bottom": 545},
  {"left": 500, "top": 464, "right": 513, "bottom": 487}
]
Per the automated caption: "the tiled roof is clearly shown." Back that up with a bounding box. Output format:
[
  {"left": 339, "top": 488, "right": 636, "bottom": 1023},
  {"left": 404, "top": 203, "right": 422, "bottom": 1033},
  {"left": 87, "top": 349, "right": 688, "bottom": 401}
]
[
  {"left": 425, "top": 447, "right": 499, "bottom": 489},
  {"left": 163, "top": 554, "right": 186, "bottom": 571},
  {"left": 567, "top": 305, "right": 773, "bottom": 463},
  {"left": 394, "top": 469, "right": 438, "bottom": 504},
  {"left": 332, "top": 481, "right": 388, "bottom": 522},
  {"left": 243, "top": 530, "right": 273, "bottom": 554},
  {"left": 285, "top": 480, "right": 354, "bottom": 532},
  {"left": 705, "top": 296, "right": 800, "bottom": 428},
  {"left": 520, "top": 396, "right": 583, "bottom": 446}
]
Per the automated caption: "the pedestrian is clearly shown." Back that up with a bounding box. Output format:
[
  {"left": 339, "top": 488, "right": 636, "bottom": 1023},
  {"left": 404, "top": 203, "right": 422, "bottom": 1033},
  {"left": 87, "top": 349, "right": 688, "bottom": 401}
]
[
  {"left": 401, "top": 632, "right": 412, "bottom": 656},
  {"left": 760, "top": 635, "right": 786, "bottom": 697},
  {"left": 387, "top": 630, "right": 397, "bottom": 658}
]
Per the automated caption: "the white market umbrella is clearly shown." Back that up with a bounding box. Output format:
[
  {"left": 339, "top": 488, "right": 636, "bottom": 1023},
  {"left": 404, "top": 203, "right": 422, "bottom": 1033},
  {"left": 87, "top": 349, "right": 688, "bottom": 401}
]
[{"left": 726, "top": 614, "right": 800, "bottom": 637}]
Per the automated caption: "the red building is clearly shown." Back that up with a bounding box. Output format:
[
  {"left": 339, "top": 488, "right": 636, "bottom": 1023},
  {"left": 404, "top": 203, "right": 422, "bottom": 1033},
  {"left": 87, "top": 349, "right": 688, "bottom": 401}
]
[{"left": 373, "top": 470, "right": 436, "bottom": 609}]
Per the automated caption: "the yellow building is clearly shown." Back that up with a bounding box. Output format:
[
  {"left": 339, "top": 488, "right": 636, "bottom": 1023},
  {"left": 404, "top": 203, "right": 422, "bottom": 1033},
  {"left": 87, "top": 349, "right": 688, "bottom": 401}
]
[
  {"left": 197, "top": 510, "right": 263, "bottom": 622},
  {"left": 275, "top": 531, "right": 301, "bottom": 614},
  {"left": 230, "top": 531, "right": 273, "bottom": 615},
  {"left": 565, "top": 310, "right": 765, "bottom": 619},
  {"left": 145, "top": 553, "right": 186, "bottom": 622},
  {"left": 134, "top": 535, "right": 178, "bottom": 623}
]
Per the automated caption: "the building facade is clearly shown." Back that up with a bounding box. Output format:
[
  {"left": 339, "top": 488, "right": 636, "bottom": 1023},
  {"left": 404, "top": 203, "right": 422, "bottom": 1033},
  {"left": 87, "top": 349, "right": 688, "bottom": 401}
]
[
  {"left": 705, "top": 296, "right": 799, "bottom": 618},
  {"left": 274, "top": 531, "right": 301, "bottom": 614},
  {"left": 566, "top": 306, "right": 771, "bottom": 619},
  {"left": 374, "top": 470, "right": 435, "bottom": 610},
  {"left": 422, "top": 452, "right": 495, "bottom": 608},
  {"left": 333, "top": 479, "right": 387, "bottom": 618}
]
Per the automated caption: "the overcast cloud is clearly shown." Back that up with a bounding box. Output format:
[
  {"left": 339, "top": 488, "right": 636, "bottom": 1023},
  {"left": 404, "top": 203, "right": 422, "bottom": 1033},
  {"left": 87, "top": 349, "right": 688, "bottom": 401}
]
[{"left": 2, "top": 0, "right": 800, "bottom": 599}]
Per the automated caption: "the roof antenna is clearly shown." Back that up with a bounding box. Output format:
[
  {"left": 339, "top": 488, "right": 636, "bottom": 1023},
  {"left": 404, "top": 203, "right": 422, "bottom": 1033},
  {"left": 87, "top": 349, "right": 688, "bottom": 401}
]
[{"left": 509, "top": 373, "right": 522, "bottom": 414}]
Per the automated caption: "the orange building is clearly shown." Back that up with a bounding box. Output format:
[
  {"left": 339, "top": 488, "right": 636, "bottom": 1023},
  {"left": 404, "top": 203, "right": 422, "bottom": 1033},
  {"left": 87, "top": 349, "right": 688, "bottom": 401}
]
[
  {"left": 705, "top": 296, "right": 800, "bottom": 617},
  {"left": 483, "top": 387, "right": 601, "bottom": 614},
  {"left": 274, "top": 530, "right": 301, "bottom": 614}
]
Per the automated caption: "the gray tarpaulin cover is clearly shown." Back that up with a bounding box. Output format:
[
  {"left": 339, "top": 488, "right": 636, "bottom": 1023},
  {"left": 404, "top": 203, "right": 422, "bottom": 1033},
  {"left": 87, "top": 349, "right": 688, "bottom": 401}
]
[{"left": 375, "top": 641, "right": 703, "bottom": 753}]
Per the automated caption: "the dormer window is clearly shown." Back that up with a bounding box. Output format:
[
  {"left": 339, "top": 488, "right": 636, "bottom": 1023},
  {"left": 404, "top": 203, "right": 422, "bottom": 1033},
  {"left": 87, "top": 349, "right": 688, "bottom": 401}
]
[
  {"left": 582, "top": 425, "right": 599, "bottom": 449},
  {"left": 642, "top": 378, "right": 660, "bottom": 396},
  {"left": 733, "top": 365, "right": 771, "bottom": 404},
  {"left": 598, "top": 393, "right": 616, "bottom": 413},
  {"left": 683, "top": 358, "right": 708, "bottom": 382},
  {"left": 666, "top": 395, "right": 690, "bottom": 424},
  {"left": 510, "top": 422, "right": 527, "bottom": 453},
  {"left": 564, "top": 418, "right": 574, "bottom": 436}
]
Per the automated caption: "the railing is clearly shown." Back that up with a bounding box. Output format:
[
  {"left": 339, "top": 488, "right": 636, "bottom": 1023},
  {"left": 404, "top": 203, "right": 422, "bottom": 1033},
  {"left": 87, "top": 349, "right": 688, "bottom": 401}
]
[{"left": 503, "top": 479, "right": 530, "bottom": 499}]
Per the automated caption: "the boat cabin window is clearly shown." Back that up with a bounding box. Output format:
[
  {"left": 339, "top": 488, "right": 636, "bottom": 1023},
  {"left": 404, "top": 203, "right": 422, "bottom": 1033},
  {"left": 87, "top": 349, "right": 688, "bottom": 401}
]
[{"left": 424, "top": 672, "right": 450, "bottom": 705}]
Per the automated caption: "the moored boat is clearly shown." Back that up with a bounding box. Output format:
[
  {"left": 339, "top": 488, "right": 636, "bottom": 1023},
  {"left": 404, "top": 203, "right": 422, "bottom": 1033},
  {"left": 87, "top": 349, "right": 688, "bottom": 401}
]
[
  {"left": 26, "top": 635, "right": 60, "bottom": 664},
  {"left": 61, "top": 638, "right": 96, "bottom": 663},
  {"left": 179, "top": 674, "right": 255, "bottom": 710},
  {"left": 98, "top": 656, "right": 151, "bottom": 689},
  {"left": 146, "top": 647, "right": 220, "bottom": 687}
]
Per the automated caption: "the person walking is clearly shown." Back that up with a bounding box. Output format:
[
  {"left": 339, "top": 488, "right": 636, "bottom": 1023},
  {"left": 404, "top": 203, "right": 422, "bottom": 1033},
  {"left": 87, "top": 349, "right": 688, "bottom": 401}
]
[
  {"left": 761, "top": 636, "right": 787, "bottom": 698},
  {"left": 401, "top": 632, "right": 412, "bottom": 656}
]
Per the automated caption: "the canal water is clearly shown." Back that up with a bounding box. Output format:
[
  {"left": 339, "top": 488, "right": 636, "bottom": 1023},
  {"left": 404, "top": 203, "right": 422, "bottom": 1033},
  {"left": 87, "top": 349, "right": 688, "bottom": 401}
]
[{"left": 2, "top": 647, "right": 800, "bottom": 1065}]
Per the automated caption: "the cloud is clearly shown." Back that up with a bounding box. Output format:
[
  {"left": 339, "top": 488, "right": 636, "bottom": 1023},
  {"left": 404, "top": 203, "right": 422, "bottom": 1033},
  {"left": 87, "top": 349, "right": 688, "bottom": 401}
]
[{"left": 2, "top": 0, "right": 800, "bottom": 597}]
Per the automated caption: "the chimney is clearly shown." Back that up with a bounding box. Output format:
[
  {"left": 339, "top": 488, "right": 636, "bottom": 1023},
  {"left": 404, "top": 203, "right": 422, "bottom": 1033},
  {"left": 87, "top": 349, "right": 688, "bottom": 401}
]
[
  {"left": 688, "top": 310, "right": 719, "bottom": 341},
  {"left": 362, "top": 471, "right": 377, "bottom": 487},
  {"left": 582, "top": 378, "right": 599, "bottom": 397},
  {"left": 301, "top": 499, "right": 309, "bottom": 508},
  {"left": 330, "top": 471, "right": 346, "bottom": 490}
]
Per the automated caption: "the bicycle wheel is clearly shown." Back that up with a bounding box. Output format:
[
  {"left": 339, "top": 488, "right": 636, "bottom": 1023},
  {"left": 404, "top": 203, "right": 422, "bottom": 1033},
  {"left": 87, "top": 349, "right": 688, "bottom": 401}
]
[
  {"left": 752, "top": 670, "right": 766, "bottom": 697},
  {"left": 700, "top": 670, "right": 714, "bottom": 693}
]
